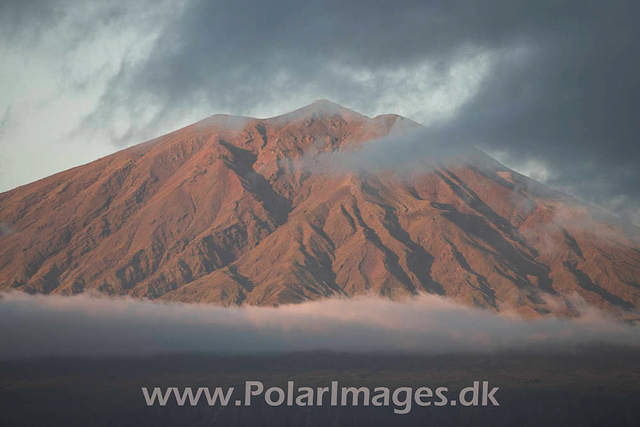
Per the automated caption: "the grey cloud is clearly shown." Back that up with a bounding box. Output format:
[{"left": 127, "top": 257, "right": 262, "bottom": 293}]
[
  {"left": 3, "top": 0, "right": 639, "bottom": 224},
  {"left": 86, "top": 0, "right": 600, "bottom": 122},
  {"left": 0, "top": 1, "right": 123, "bottom": 47},
  {"left": 447, "top": 3, "right": 640, "bottom": 224},
  {"left": 1, "top": 292, "right": 639, "bottom": 359},
  {"left": 0, "top": 0, "right": 61, "bottom": 41},
  {"left": 77, "top": 0, "right": 640, "bottom": 225},
  {"left": 298, "top": 123, "right": 473, "bottom": 179},
  {"left": 79, "top": 0, "right": 512, "bottom": 142}
]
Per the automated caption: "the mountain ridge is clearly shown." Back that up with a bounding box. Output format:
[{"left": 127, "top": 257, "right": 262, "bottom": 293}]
[{"left": 1, "top": 100, "right": 639, "bottom": 318}]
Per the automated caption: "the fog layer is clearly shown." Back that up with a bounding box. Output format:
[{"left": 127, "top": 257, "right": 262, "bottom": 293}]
[{"left": 1, "top": 292, "right": 638, "bottom": 359}]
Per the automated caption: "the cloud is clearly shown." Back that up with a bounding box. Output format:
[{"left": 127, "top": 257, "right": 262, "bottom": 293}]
[
  {"left": 1, "top": 292, "right": 639, "bottom": 359},
  {"left": 2, "top": 0, "right": 640, "bottom": 226},
  {"left": 77, "top": 1, "right": 497, "bottom": 147},
  {"left": 82, "top": 0, "right": 640, "bottom": 225},
  {"left": 0, "top": 0, "right": 179, "bottom": 192}
]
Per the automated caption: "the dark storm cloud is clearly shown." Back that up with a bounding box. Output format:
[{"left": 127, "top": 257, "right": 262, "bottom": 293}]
[{"left": 448, "top": 1, "right": 640, "bottom": 223}]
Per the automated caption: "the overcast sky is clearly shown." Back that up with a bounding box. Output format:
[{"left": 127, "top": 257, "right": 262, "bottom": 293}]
[{"left": 1, "top": 0, "right": 638, "bottom": 224}]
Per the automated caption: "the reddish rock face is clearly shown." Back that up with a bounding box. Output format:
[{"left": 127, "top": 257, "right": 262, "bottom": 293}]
[{"left": 1, "top": 100, "right": 639, "bottom": 318}]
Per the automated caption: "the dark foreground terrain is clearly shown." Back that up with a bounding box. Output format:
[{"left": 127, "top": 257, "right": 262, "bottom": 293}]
[{"left": 1, "top": 347, "right": 640, "bottom": 426}]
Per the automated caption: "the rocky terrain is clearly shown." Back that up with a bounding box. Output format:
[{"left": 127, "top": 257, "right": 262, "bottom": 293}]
[{"left": 1, "top": 100, "right": 639, "bottom": 317}]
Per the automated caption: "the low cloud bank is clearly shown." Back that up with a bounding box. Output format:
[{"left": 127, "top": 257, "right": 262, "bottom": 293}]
[{"left": 1, "top": 292, "right": 639, "bottom": 359}]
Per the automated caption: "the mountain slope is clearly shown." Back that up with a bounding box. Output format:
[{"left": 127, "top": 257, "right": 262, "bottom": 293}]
[{"left": 1, "top": 100, "right": 639, "bottom": 318}]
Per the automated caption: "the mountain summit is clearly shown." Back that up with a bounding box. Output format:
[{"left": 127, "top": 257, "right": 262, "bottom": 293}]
[{"left": 1, "top": 101, "right": 639, "bottom": 317}]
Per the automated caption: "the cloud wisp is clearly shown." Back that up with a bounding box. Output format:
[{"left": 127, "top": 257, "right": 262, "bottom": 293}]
[{"left": 1, "top": 292, "right": 639, "bottom": 359}]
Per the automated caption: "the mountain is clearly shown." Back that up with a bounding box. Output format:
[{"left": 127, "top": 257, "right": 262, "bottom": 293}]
[{"left": 1, "top": 100, "right": 639, "bottom": 318}]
